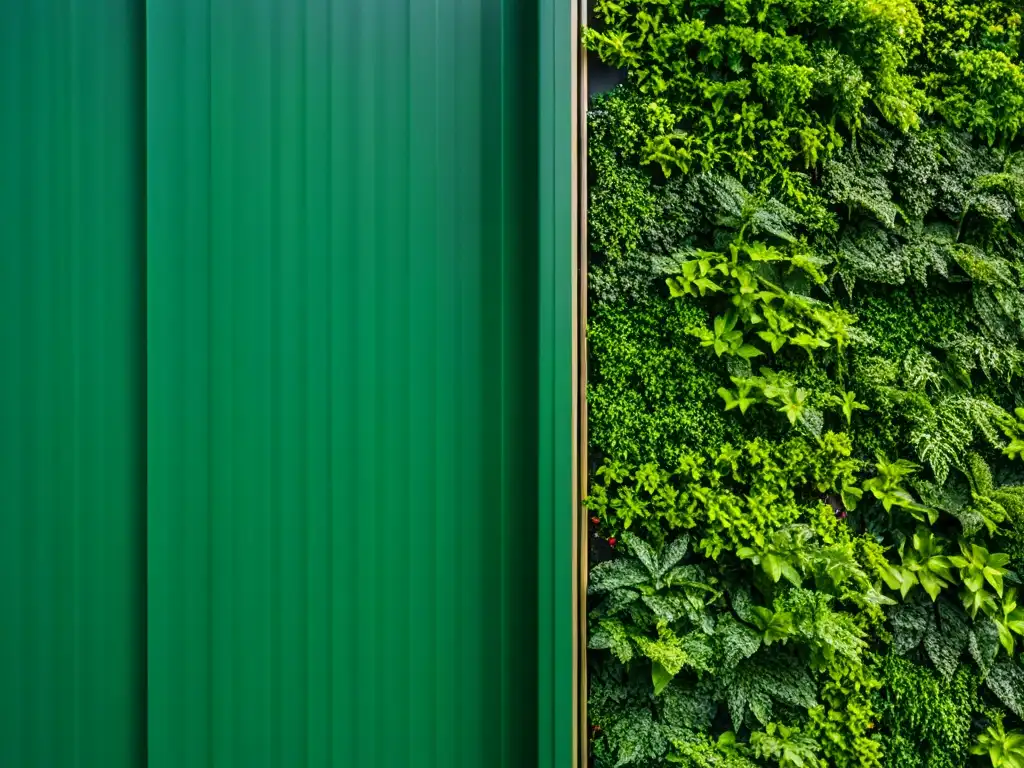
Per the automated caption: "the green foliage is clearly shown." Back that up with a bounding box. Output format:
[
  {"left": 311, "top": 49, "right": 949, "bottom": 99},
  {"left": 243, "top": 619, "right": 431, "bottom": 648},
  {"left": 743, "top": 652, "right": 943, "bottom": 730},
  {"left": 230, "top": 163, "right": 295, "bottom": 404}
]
[
  {"left": 586, "top": 433, "right": 865, "bottom": 556},
  {"left": 583, "top": 0, "right": 926, "bottom": 180},
  {"left": 585, "top": 0, "right": 1024, "bottom": 765},
  {"left": 893, "top": 528, "right": 956, "bottom": 600},
  {"left": 986, "top": 661, "right": 1024, "bottom": 719},
  {"left": 916, "top": 0, "right": 1024, "bottom": 143},
  {"left": 589, "top": 533, "right": 718, "bottom": 692},
  {"left": 588, "top": 89, "right": 663, "bottom": 265},
  {"left": 873, "top": 654, "right": 978, "bottom": 768},
  {"left": 972, "top": 717, "right": 1024, "bottom": 768},
  {"left": 748, "top": 723, "right": 825, "bottom": 768},
  {"left": 588, "top": 295, "right": 729, "bottom": 465}
]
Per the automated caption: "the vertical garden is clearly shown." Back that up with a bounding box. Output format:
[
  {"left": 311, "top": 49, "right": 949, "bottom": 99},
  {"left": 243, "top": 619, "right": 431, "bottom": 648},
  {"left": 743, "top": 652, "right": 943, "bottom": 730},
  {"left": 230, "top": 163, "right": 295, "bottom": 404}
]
[{"left": 582, "top": 1, "right": 1024, "bottom": 766}]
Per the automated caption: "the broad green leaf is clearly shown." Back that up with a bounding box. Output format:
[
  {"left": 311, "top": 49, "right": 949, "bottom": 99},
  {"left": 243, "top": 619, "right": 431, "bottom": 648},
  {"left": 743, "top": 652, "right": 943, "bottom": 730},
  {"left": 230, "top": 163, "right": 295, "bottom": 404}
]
[
  {"left": 624, "top": 532, "right": 659, "bottom": 578},
  {"left": 588, "top": 559, "right": 648, "bottom": 593},
  {"left": 652, "top": 661, "right": 674, "bottom": 695},
  {"left": 968, "top": 619, "right": 1000, "bottom": 675},
  {"left": 657, "top": 536, "right": 690, "bottom": 578}
]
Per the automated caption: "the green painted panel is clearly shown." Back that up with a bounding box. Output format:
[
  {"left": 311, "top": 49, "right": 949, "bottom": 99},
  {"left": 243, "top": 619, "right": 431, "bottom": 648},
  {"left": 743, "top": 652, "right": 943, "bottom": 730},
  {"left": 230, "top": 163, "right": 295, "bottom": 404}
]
[
  {"left": 0, "top": 3, "right": 147, "bottom": 768},
  {"left": 147, "top": 1, "right": 558, "bottom": 766},
  {"left": 537, "top": 0, "right": 579, "bottom": 767}
]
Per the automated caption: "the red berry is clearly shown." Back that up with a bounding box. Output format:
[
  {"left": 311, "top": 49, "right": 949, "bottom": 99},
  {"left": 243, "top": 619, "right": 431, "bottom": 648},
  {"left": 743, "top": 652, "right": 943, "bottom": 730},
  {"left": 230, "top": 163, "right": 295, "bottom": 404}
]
[
  {"left": 591, "top": 516, "right": 600, "bottom": 525},
  {"left": 608, "top": 537, "right": 617, "bottom": 547}
]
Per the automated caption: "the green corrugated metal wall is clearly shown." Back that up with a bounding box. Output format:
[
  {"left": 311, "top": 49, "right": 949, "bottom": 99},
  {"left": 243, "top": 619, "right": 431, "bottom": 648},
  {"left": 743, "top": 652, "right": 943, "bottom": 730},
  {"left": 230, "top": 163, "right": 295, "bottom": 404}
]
[
  {"left": 538, "top": 0, "right": 580, "bottom": 765},
  {"left": 0, "top": 2, "right": 147, "bottom": 767},
  {"left": 1, "top": 2, "right": 575, "bottom": 766}
]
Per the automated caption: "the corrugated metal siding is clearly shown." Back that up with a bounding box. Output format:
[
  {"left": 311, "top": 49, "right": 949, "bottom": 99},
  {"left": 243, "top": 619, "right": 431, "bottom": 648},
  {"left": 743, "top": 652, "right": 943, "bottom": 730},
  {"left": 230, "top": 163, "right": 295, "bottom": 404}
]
[
  {"left": 537, "top": 0, "right": 581, "bottom": 766},
  {"left": 0, "top": 3, "right": 147, "bottom": 767},
  {"left": 147, "top": 2, "right": 553, "bottom": 766}
]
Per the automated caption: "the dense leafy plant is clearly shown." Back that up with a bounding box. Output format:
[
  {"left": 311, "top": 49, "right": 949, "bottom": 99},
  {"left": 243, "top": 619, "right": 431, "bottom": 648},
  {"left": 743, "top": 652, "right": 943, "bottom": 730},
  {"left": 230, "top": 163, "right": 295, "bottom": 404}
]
[{"left": 585, "top": 0, "right": 1024, "bottom": 766}]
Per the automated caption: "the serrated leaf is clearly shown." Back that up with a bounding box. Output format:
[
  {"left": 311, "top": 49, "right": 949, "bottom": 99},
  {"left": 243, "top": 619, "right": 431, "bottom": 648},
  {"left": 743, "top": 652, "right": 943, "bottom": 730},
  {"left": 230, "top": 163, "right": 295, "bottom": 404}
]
[
  {"left": 721, "top": 654, "right": 816, "bottom": 730},
  {"left": 589, "top": 619, "right": 635, "bottom": 664},
  {"left": 657, "top": 537, "right": 690, "bottom": 578},
  {"left": 968, "top": 618, "right": 1000, "bottom": 676},
  {"left": 716, "top": 615, "right": 762, "bottom": 670},
  {"left": 924, "top": 603, "right": 968, "bottom": 681},
  {"left": 605, "top": 589, "right": 641, "bottom": 614},
  {"left": 624, "top": 533, "right": 659, "bottom": 579},
  {"left": 891, "top": 603, "right": 929, "bottom": 654},
  {"left": 660, "top": 685, "right": 715, "bottom": 732},
  {"left": 643, "top": 593, "right": 688, "bottom": 622},
  {"left": 678, "top": 632, "right": 715, "bottom": 674},
  {"left": 589, "top": 558, "right": 648, "bottom": 593},
  {"left": 605, "top": 708, "right": 668, "bottom": 768},
  {"left": 986, "top": 661, "right": 1024, "bottom": 718},
  {"left": 732, "top": 588, "right": 757, "bottom": 625}
]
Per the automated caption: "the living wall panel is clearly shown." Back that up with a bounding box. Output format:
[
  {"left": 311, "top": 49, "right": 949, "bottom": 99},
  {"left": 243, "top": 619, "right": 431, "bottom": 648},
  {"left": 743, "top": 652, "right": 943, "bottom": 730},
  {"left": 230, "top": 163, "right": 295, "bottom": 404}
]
[
  {"left": 0, "top": 3, "right": 147, "bottom": 767},
  {"left": 582, "top": 1, "right": 1024, "bottom": 766},
  {"left": 146, "top": 1, "right": 569, "bottom": 766}
]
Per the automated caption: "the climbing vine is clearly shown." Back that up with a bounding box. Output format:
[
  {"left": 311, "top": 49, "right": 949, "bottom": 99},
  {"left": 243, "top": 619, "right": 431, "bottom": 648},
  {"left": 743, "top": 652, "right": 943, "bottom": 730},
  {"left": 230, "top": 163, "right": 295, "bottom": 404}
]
[{"left": 584, "top": 1, "right": 1024, "bottom": 766}]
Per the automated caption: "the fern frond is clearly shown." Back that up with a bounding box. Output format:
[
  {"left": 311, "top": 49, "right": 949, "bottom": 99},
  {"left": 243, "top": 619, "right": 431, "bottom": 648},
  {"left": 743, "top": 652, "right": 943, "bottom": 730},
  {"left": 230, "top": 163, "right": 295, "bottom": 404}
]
[
  {"left": 941, "top": 331, "right": 1024, "bottom": 381},
  {"left": 910, "top": 395, "right": 1010, "bottom": 483}
]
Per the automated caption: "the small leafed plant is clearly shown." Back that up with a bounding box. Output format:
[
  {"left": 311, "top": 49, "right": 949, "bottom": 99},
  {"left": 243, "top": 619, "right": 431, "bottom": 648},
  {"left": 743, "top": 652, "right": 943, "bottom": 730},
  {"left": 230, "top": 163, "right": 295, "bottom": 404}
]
[
  {"left": 584, "top": 0, "right": 1024, "bottom": 764},
  {"left": 972, "top": 720, "right": 1024, "bottom": 768}
]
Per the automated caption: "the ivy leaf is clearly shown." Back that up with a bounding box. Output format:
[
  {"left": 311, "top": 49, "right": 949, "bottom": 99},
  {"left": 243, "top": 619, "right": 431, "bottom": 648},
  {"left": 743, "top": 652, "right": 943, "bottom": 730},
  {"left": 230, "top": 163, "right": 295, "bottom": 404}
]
[
  {"left": 996, "top": 620, "right": 1016, "bottom": 657},
  {"left": 695, "top": 277, "right": 723, "bottom": 295},
  {"left": 962, "top": 586, "right": 999, "bottom": 620},
  {"left": 757, "top": 329, "right": 788, "bottom": 353},
  {"left": 919, "top": 570, "right": 947, "bottom": 601}
]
